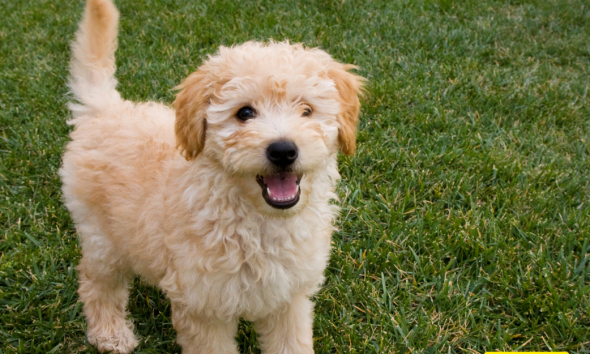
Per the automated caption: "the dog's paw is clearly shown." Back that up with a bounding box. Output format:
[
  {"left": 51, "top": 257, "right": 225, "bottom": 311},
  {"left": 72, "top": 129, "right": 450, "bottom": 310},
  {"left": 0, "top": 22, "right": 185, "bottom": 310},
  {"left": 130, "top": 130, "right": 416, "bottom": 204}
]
[{"left": 88, "top": 325, "right": 139, "bottom": 354}]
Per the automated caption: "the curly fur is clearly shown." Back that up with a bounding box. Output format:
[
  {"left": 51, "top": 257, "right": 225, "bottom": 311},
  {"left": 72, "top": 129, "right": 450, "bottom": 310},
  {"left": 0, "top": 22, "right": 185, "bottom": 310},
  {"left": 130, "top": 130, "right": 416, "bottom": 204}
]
[{"left": 60, "top": 0, "right": 364, "bottom": 353}]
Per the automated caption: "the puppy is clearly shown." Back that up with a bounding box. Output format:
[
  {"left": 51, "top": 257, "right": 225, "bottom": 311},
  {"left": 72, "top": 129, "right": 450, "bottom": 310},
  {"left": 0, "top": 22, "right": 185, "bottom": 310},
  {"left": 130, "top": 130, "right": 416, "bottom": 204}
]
[{"left": 60, "top": 0, "right": 363, "bottom": 353}]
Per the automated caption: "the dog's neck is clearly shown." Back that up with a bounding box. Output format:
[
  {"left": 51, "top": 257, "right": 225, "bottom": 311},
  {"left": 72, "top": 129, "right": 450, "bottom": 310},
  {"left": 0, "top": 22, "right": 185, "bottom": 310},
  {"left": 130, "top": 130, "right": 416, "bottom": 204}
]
[{"left": 163, "top": 153, "right": 340, "bottom": 274}]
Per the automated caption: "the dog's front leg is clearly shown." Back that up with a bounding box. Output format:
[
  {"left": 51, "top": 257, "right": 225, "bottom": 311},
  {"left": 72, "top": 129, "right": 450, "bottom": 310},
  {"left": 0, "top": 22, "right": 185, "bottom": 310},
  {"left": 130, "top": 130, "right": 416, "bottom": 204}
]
[
  {"left": 171, "top": 301, "right": 239, "bottom": 354},
  {"left": 254, "top": 293, "right": 315, "bottom": 354}
]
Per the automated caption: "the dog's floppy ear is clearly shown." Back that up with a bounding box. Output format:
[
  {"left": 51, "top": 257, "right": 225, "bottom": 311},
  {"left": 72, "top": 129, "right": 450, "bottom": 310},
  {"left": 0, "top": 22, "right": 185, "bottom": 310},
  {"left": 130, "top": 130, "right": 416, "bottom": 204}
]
[
  {"left": 173, "top": 67, "right": 212, "bottom": 160},
  {"left": 328, "top": 64, "right": 365, "bottom": 156}
]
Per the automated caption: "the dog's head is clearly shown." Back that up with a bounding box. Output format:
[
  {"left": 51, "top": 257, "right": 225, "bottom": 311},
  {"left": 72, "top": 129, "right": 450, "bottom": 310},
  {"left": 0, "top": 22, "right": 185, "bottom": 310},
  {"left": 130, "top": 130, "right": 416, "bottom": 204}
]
[{"left": 173, "top": 42, "right": 364, "bottom": 215}]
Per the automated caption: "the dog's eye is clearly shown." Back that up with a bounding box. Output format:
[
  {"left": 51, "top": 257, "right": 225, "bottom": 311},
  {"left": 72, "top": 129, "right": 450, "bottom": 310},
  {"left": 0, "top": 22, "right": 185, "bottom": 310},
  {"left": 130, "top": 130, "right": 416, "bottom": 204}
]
[
  {"left": 302, "top": 106, "right": 312, "bottom": 117},
  {"left": 236, "top": 107, "right": 256, "bottom": 121}
]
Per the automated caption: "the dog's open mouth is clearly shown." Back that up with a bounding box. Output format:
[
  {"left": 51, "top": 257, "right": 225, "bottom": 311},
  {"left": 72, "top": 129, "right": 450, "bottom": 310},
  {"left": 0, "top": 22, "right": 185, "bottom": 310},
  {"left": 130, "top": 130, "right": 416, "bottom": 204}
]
[{"left": 256, "top": 172, "right": 301, "bottom": 209}]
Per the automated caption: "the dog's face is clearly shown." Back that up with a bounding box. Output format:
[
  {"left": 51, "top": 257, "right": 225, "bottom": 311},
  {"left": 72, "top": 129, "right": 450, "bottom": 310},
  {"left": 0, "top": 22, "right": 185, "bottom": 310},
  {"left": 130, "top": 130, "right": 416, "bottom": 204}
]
[{"left": 174, "top": 42, "right": 363, "bottom": 216}]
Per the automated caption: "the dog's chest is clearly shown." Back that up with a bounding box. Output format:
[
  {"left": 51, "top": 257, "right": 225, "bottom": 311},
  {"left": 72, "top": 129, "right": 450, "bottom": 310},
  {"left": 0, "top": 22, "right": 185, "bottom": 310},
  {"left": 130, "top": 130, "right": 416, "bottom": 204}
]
[
  {"left": 230, "top": 246, "right": 321, "bottom": 320},
  {"left": 164, "top": 215, "right": 332, "bottom": 321},
  {"left": 216, "top": 233, "right": 327, "bottom": 319}
]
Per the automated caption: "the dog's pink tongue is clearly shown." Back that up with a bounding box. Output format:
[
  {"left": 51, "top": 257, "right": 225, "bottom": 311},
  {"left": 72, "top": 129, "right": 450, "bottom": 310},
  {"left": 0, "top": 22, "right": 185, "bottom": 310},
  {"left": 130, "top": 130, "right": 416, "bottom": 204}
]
[{"left": 264, "top": 172, "right": 298, "bottom": 199}]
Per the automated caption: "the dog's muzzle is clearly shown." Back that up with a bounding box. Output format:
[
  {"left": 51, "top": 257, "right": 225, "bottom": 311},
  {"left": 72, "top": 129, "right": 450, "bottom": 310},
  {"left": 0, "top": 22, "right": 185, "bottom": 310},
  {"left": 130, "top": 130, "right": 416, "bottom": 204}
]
[{"left": 256, "top": 140, "right": 301, "bottom": 209}]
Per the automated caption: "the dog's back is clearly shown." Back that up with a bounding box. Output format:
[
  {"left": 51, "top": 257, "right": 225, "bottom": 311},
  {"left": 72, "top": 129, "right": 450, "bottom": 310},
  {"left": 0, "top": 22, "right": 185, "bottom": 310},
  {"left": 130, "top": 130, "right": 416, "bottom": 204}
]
[{"left": 61, "top": 0, "right": 177, "bottom": 250}]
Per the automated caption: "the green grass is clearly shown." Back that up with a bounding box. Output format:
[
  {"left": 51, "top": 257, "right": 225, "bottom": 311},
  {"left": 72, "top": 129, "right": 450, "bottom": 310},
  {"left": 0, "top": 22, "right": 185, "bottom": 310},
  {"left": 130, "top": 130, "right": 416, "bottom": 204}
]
[{"left": 1, "top": 0, "right": 590, "bottom": 352}]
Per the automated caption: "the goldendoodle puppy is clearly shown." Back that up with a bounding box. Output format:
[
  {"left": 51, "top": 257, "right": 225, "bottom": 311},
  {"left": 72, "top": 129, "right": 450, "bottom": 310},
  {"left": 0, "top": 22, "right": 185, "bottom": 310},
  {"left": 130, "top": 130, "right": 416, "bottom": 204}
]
[{"left": 60, "top": 0, "right": 364, "bottom": 353}]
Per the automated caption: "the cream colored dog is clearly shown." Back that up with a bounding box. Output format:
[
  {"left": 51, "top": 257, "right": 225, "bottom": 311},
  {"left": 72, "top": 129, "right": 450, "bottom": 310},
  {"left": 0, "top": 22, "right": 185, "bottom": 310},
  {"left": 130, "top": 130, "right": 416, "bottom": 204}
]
[{"left": 60, "top": 0, "right": 363, "bottom": 353}]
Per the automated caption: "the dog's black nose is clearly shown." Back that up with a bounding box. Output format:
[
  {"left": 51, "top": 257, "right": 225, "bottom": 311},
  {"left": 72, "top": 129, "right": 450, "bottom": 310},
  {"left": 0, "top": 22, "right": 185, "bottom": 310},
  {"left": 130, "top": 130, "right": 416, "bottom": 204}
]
[{"left": 267, "top": 141, "right": 298, "bottom": 168}]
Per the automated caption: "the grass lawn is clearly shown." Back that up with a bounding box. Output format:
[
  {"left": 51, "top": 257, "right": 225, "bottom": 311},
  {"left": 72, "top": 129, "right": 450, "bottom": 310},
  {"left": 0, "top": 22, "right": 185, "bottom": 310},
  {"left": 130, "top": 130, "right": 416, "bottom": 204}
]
[{"left": 1, "top": 0, "right": 590, "bottom": 352}]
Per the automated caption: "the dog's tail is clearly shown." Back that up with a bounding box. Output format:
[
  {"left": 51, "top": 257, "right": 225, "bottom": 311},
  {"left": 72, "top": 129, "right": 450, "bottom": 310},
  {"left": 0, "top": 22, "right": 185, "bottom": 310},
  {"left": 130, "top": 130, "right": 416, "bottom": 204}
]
[{"left": 69, "top": 0, "right": 122, "bottom": 117}]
